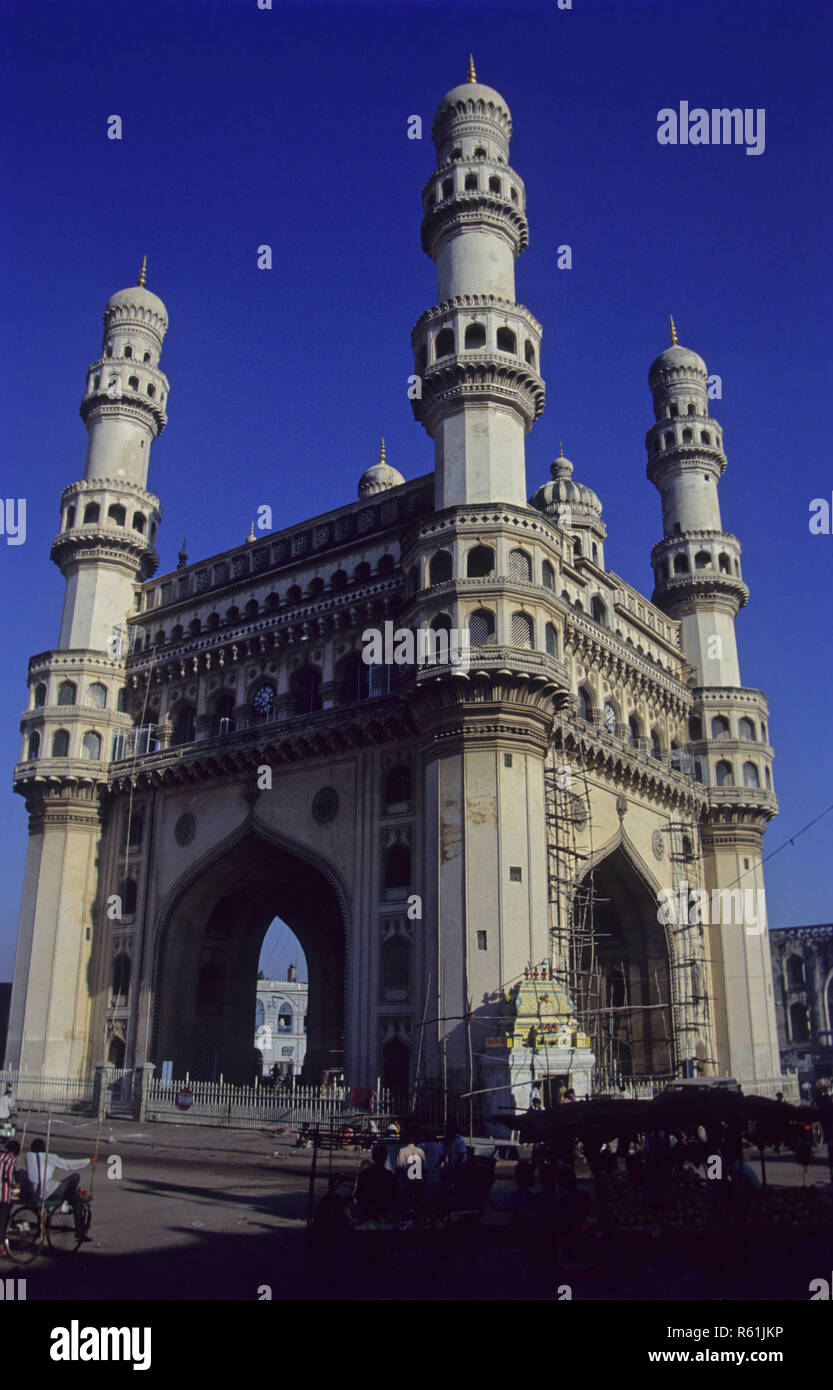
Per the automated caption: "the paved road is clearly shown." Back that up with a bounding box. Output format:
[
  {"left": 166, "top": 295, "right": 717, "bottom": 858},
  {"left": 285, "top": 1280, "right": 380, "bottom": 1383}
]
[{"left": 5, "top": 1113, "right": 831, "bottom": 1301}]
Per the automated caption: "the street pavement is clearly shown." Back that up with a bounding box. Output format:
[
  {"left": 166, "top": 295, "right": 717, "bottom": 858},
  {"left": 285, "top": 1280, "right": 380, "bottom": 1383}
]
[{"left": 4, "top": 1112, "right": 831, "bottom": 1301}]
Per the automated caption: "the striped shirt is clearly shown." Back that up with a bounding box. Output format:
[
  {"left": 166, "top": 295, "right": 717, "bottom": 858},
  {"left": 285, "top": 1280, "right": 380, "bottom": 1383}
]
[{"left": 0, "top": 1150, "right": 16, "bottom": 1205}]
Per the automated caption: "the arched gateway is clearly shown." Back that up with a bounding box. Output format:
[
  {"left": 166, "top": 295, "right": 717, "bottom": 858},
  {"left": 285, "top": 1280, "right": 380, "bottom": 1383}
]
[{"left": 152, "top": 830, "right": 346, "bottom": 1083}]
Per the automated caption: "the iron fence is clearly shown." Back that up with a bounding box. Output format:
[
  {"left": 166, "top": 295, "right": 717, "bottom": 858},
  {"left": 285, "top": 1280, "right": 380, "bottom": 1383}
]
[{"left": 144, "top": 1075, "right": 397, "bottom": 1131}]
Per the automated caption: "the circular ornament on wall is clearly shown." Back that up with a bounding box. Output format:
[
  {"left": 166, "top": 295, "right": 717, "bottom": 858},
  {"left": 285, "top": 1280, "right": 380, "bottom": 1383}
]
[
  {"left": 312, "top": 787, "right": 339, "bottom": 824},
  {"left": 652, "top": 829, "right": 665, "bottom": 861},
  {"left": 174, "top": 813, "right": 196, "bottom": 846}
]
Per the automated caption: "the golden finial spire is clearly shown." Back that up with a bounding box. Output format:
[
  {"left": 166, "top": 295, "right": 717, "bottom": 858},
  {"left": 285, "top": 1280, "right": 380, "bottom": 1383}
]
[
  {"left": 669, "top": 313, "right": 678, "bottom": 346},
  {"left": 467, "top": 53, "right": 476, "bottom": 83},
  {"left": 246, "top": 522, "right": 255, "bottom": 543},
  {"left": 379, "top": 436, "right": 386, "bottom": 466},
  {"left": 138, "top": 255, "right": 147, "bottom": 288}
]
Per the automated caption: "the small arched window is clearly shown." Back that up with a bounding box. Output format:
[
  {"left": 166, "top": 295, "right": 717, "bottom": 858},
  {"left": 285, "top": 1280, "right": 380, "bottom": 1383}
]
[
  {"left": 108, "top": 504, "right": 126, "bottom": 527},
  {"left": 385, "top": 764, "right": 412, "bottom": 806},
  {"left": 689, "top": 715, "right": 702, "bottom": 741},
  {"left": 65, "top": 506, "right": 75, "bottom": 530},
  {"left": 701, "top": 431, "right": 711, "bottom": 445},
  {"left": 337, "top": 653, "right": 370, "bottom": 704},
  {"left": 765, "top": 766, "right": 772, "bottom": 788},
  {"left": 171, "top": 703, "right": 196, "bottom": 746},
  {"left": 542, "top": 560, "right": 555, "bottom": 590},
  {"left": 577, "top": 686, "right": 593, "bottom": 722},
  {"left": 383, "top": 843, "right": 411, "bottom": 890},
  {"left": 743, "top": 761, "right": 760, "bottom": 788},
  {"left": 435, "top": 327, "right": 455, "bottom": 357},
  {"left": 27, "top": 731, "right": 40, "bottom": 760},
  {"left": 786, "top": 956, "right": 804, "bottom": 989},
  {"left": 146, "top": 384, "right": 155, "bottom": 398},
  {"left": 429, "top": 550, "right": 452, "bottom": 585},
  {"left": 466, "top": 545, "right": 494, "bottom": 578},
  {"left": 474, "top": 146, "right": 487, "bottom": 158},
  {"left": 464, "top": 172, "right": 478, "bottom": 191},
  {"left": 738, "top": 717, "right": 756, "bottom": 741},
  {"left": 525, "top": 340, "right": 536, "bottom": 366},
  {"left": 664, "top": 432, "right": 675, "bottom": 448},
  {"left": 278, "top": 1004, "right": 293, "bottom": 1031},
  {"left": 651, "top": 728, "right": 663, "bottom": 758},
  {"left": 81, "top": 730, "right": 102, "bottom": 760},
  {"left": 496, "top": 327, "right": 516, "bottom": 354},
  {"left": 682, "top": 427, "right": 693, "bottom": 443},
  {"left": 123, "top": 345, "right": 133, "bottom": 359},
  {"left": 628, "top": 714, "right": 641, "bottom": 746},
  {"left": 545, "top": 623, "right": 558, "bottom": 657},
  {"left": 789, "top": 1002, "right": 809, "bottom": 1042},
  {"left": 290, "top": 665, "right": 322, "bottom": 715},
  {"left": 573, "top": 538, "right": 582, "bottom": 560},
  {"left": 464, "top": 322, "right": 486, "bottom": 350},
  {"left": 441, "top": 178, "right": 452, "bottom": 200},
  {"left": 510, "top": 187, "right": 518, "bottom": 203},
  {"left": 711, "top": 715, "right": 730, "bottom": 739},
  {"left": 718, "top": 553, "right": 732, "bottom": 573},
  {"left": 112, "top": 952, "right": 131, "bottom": 1001},
  {"left": 602, "top": 701, "right": 618, "bottom": 735},
  {"left": 57, "top": 680, "right": 77, "bottom": 706},
  {"left": 132, "top": 512, "right": 146, "bottom": 534},
  {"left": 669, "top": 403, "right": 679, "bottom": 418},
  {"left": 687, "top": 402, "right": 696, "bottom": 417},
  {"left": 128, "top": 376, "right": 139, "bottom": 391},
  {"left": 51, "top": 729, "right": 70, "bottom": 757},
  {"left": 188, "top": 618, "right": 201, "bottom": 637},
  {"left": 116, "top": 687, "right": 128, "bottom": 712},
  {"left": 468, "top": 608, "right": 495, "bottom": 646},
  {"left": 83, "top": 502, "right": 100, "bottom": 525},
  {"left": 86, "top": 682, "right": 107, "bottom": 709},
  {"left": 488, "top": 175, "right": 501, "bottom": 195},
  {"left": 33, "top": 682, "right": 47, "bottom": 708},
  {"left": 382, "top": 932, "right": 411, "bottom": 1001},
  {"left": 591, "top": 596, "right": 607, "bottom": 626},
  {"left": 511, "top": 612, "right": 533, "bottom": 648},
  {"left": 508, "top": 549, "right": 532, "bottom": 582},
  {"left": 694, "top": 551, "right": 712, "bottom": 569},
  {"left": 715, "top": 760, "right": 733, "bottom": 787}
]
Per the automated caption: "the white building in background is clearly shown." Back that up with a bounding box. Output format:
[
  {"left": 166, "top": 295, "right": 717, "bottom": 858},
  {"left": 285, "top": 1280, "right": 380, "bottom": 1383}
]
[{"left": 254, "top": 967, "right": 308, "bottom": 1077}]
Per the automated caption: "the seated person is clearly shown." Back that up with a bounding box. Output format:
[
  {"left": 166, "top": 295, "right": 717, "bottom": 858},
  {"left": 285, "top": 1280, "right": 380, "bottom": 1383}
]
[
  {"left": 355, "top": 1144, "right": 396, "bottom": 1222},
  {"left": 26, "top": 1138, "right": 92, "bottom": 1237},
  {"left": 501, "top": 1160, "right": 539, "bottom": 1219}
]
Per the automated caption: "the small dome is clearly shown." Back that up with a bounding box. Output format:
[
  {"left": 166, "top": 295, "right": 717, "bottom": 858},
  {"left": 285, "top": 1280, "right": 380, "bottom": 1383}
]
[
  {"left": 649, "top": 343, "right": 707, "bottom": 380},
  {"left": 358, "top": 439, "right": 404, "bottom": 499},
  {"left": 529, "top": 448, "right": 602, "bottom": 521},
  {"left": 105, "top": 285, "right": 167, "bottom": 323},
  {"left": 104, "top": 263, "right": 168, "bottom": 335},
  {"left": 434, "top": 81, "right": 511, "bottom": 127}
]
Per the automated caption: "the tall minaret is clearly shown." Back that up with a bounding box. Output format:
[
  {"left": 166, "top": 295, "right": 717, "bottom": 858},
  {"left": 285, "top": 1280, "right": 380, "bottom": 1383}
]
[
  {"left": 646, "top": 318, "right": 745, "bottom": 685},
  {"left": 646, "top": 321, "right": 781, "bottom": 1084},
  {"left": 411, "top": 58, "right": 544, "bottom": 508},
  {"left": 8, "top": 266, "right": 169, "bottom": 1075},
  {"left": 54, "top": 260, "right": 167, "bottom": 650},
  {"left": 405, "top": 69, "right": 572, "bottom": 1113}
]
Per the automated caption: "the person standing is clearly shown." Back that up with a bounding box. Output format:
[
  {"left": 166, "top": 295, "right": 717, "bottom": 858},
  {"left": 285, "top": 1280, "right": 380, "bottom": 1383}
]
[{"left": 0, "top": 1141, "right": 20, "bottom": 1257}]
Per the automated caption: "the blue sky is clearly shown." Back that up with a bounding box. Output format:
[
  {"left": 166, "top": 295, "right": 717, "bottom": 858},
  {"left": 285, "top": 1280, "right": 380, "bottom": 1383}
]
[{"left": 0, "top": 0, "right": 831, "bottom": 977}]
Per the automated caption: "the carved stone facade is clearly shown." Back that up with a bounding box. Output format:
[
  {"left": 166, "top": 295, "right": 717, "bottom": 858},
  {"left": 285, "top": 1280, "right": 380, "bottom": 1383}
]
[{"left": 8, "top": 70, "right": 783, "bottom": 1109}]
